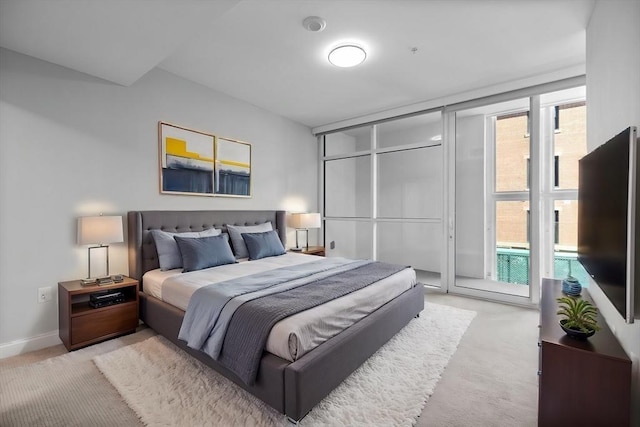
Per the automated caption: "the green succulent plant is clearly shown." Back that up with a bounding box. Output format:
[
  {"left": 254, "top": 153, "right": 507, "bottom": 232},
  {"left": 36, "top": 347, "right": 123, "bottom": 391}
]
[{"left": 556, "top": 296, "right": 600, "bottom": 333}]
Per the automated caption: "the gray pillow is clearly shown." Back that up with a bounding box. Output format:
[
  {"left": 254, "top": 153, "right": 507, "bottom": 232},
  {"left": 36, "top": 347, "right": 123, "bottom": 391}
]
[
  {"left": 241, "top": 230, "right": 286, "bottom": 260},
  {"left": 173, "top": 234, "right": 235, "bottom": 273},
  {"left": 226, "top": 222, "right": 273, "bottom": 258},
  {"left": 150, "top": 228, "right": 220, "bottom": 270}
]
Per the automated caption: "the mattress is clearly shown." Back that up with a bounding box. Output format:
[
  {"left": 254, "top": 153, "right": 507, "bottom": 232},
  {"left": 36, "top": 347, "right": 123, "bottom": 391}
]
[{"left": 142, "top": 252, "right": 416, "bottom": 361}]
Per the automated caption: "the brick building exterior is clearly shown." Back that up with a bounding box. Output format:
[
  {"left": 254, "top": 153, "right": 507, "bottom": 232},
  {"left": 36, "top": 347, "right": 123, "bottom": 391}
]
[{"left": 495, "top": 103, "right": 586, "bottom": 250}]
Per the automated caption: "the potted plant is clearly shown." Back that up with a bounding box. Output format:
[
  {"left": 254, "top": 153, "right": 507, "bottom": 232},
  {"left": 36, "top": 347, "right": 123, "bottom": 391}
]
[{"left": 556, "top": 296, "right": 600, "bottom": 339}]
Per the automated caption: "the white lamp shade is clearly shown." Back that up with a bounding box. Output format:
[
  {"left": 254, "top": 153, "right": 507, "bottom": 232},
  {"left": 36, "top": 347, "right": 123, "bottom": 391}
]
[
  {"left": 289, "top": 213, "right": 321, "bottom": 229},
  {"left": 77, "top": 215, "right": 124, "bottom": 245}
]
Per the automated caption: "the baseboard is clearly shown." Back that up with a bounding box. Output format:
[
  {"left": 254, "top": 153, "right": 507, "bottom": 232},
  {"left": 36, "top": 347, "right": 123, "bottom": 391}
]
[{"left": 0, "top": 330, "right": 62, "bottom": 359}]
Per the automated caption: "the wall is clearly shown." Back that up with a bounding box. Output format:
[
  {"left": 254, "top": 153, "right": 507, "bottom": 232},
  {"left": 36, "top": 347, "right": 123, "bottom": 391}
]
[
  {"left": 586, "top": 0, "right": 640, "bottom": 423},
  {"left": 0, "top": 48, "right": 318, "bottom": 356}
]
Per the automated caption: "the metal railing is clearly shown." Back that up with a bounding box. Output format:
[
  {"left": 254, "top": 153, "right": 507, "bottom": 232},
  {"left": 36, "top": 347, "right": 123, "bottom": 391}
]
[{"left": 497, "top": 247, "right": 589, "bottom": 286}]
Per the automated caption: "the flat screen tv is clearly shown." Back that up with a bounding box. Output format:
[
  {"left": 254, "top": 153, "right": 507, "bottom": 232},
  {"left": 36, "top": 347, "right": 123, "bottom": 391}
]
[{"left": 578, "top": 126, "right": 638, "bottom": 323}]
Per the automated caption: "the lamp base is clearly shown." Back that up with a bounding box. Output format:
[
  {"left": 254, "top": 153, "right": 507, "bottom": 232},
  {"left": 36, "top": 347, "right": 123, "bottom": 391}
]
[
  {"left": 97, "top": 276, "right": 114, "bottom": 286},
  {"left": 80, "top": 278, "right": 98, "bottom": 286},
  {"left": 289, "top": 247, "right": 303, "bottom": 252}
]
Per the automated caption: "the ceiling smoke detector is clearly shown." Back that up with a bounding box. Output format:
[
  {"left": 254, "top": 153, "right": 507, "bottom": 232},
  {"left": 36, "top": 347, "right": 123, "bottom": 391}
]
[{"left": 303, "top": 16, "right": 326, "bottom": 32}]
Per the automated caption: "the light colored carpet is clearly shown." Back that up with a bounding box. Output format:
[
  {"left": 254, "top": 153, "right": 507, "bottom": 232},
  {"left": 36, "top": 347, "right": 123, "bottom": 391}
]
[
  {"left": 418, "top": 291, "right": 539, "bottom": 427},
  {"left": 0, "top": 294, "right": 539, "bottom": 426},
  {"left": 0, "top": 328, "right": 155, "bottom": 427},
  {"left": 93, "top": 302, "right": 475, "bottom": 426}
]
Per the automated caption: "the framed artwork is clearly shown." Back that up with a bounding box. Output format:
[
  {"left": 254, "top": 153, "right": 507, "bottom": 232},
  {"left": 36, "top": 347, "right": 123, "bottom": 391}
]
[
  {"left": 159, "top": 122, "right": 215, "bottom": 196},
  {"left": 214, "top": 137, "right": 252, "bottom": 197}
]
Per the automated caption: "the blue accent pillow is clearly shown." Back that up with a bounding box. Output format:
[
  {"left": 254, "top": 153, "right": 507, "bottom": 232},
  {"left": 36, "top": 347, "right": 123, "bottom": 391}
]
[
  {"left": 174, "top": 234, "right": 236, "bottom": 272},
  {"left": 241, "top": 230, "right": 286, "bottom": 260},
  {"left": 226, "top": 222, "right": 273, "bottom": 258},
  {"left": 150, "top": 228, "right": 220, "bottom": 271}
]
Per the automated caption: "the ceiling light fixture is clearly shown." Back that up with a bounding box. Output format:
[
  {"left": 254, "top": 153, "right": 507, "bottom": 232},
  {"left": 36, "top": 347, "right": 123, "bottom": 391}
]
[{"left": 328, "top": 44, "right": 366, "bottom": 68}]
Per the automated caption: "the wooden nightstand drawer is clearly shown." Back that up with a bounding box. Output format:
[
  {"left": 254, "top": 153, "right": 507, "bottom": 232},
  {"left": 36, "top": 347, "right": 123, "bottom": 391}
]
[{"left": 71, "top": 302, "right": 138, "bottom": 345}]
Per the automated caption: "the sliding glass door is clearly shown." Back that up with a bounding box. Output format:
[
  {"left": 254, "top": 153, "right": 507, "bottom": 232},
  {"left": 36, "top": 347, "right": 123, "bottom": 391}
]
[
  {"left": 452, "top": 97, "right": 533, "bottom": 300},
  {"left": 319, "top": 80, "right": 586, "bottom": 305},
  {"left": 376, "top": 114, "right": 443, "bottom": 287},
  {"left": 324, "top": 127, "right": 372, "bottom": 260},
  {"left": 450, "top": 86, "right": 586, "bottom": 303},
  {"left": 322, "top": 111, "right": 444, "bottom": 288}
]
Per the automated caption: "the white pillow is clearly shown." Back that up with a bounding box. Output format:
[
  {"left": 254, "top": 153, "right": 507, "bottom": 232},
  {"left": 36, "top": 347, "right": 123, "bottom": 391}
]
[{"left": 226, "top": 222, "right": 273, "bottom": 258}]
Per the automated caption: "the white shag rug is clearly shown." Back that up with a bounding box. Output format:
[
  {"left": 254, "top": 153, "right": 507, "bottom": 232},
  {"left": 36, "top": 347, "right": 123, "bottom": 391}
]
[{"left": 94, "top": 302, "right": 475, "bottom": 426}]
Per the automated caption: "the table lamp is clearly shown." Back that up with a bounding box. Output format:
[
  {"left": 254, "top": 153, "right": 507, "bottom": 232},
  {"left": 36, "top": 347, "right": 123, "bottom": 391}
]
[
  {"left": 289, "top": 213, "right": 321, "bottom": 251},
  {"left": 77, "top": 215, "right": 123, "bottom": 285}
]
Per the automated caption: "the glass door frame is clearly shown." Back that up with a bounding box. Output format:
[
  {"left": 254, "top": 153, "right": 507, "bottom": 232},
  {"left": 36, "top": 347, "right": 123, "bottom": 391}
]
[
  {"left": 320, "top": 110, "right": 447, "bottom": 289},
  {"left": 538, "top": 98, "right": 586, "bottom": 283},
  {"left": 444, "top": 80, "right": 586, "bottom": 306},
  {"left": 444, "top": 96, "right": 541, "bottom": 306},
  {"left": 317, "top": 76, "right": 586, "bottom": 308}
]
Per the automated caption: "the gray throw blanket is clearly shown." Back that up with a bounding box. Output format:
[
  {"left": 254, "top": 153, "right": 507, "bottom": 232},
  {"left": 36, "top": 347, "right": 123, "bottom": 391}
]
[
  {"left": 201, "top": 259, "right": 371, "bottom": 359},
  {"left": 218, "top": 261, "right": 407, "bottom": 385},
  {"left": 179, "top": 257, "right": 363, "bottom": 352}
]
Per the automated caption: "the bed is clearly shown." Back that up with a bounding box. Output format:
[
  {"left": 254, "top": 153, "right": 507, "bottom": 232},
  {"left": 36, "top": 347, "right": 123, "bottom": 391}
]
[{"left": 127, "top": 210, "right": 424, "bottom": 422}]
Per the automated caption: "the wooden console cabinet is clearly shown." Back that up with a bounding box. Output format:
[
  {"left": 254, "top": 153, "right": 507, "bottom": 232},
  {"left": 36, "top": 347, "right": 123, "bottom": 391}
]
[
  {"left": 538, "top": 279, "right": 631, "bottom": 427},
  {"left": 58, "top": 277, "right": 139, "bottom": 350}
]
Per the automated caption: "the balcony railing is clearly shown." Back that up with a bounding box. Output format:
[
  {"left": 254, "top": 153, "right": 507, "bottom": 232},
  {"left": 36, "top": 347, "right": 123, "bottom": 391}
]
[{"left": 496, "top": 247, "right": 589, "bottom": 286}]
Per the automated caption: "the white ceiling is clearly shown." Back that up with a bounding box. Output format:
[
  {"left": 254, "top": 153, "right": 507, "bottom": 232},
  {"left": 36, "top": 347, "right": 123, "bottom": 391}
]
[{"left": 0, "top": 0, "right": 595, "bottom": 129}]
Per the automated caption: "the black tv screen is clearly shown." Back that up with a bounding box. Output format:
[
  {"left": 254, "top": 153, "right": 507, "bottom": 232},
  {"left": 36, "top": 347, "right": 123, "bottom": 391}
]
[{"left": 578, "top": 126, "right": 638, "bottom": 323}]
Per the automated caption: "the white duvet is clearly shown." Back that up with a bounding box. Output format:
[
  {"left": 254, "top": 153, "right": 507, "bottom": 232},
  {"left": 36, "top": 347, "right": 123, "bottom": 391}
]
[{"left": 142, "top": 253, "right": 416, "bottom": 362}]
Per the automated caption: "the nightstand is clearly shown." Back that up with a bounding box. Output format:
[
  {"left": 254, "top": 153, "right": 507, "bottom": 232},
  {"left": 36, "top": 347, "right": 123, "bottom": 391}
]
[
  {"left": 291, "top": 246, "right": 325, "bottom": 256},
  {"left": 58, "top": 277, "right": 139, "bottom": 351}
]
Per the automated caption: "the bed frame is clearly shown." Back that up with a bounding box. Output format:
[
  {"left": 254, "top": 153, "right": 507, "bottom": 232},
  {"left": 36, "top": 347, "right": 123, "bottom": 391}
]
[{"left": 127, "top": 210, "right": 424, "bottom": 422}]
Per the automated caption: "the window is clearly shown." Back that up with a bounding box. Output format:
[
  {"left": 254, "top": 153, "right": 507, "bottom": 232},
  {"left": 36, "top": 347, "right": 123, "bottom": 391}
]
[
  {"left": 528, "top": 156, "right": 559, "bottom": 189},
  {"left": 543, "top": 92, "right": 588, "bottom": 285},
  {"left": 553, "top": 101, "right": 586, "bottom": 190},
  {"left": 490, "top": 88, "right": 586, "bottom": 289},
  {"left": 492, "top": 99, "right": 531, "bottom": 290},
  {"left": 525, "top": 209, "right": 557, "bottom": 243},
  {"left": 496, "top": 110, "right": 530, "bottom": 192}
]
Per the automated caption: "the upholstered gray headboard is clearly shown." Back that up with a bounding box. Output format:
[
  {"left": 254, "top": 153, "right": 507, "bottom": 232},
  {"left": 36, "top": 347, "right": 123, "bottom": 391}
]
[{"left": 127, "top": 210, "right": 287, "bottom": 283}]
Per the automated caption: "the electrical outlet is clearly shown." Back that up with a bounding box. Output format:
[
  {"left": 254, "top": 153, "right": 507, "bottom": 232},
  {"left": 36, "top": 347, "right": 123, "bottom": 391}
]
[
  {"left": 330, "top": 241, "right": 335, "bottom": 249},
  {"left": 37, "top": 286, "right": 52, "bottom": 303}
]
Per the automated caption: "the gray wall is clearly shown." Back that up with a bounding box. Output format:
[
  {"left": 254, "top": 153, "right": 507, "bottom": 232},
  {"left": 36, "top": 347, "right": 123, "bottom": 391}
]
[
  {"left": 586, "top": 0, "right": 640, "bottom": 423},
  {"left": 0, "top": 48, "right": 317, "bottom": 353}
]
